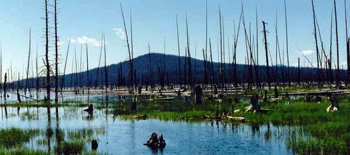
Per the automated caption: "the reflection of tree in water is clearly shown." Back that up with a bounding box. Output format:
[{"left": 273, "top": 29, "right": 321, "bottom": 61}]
[
  {"left": 251, "top": 123, "right": 260, "bottom": 135},
  {"left": 264, "top": 122, "right": 271, "bottom": 142}
]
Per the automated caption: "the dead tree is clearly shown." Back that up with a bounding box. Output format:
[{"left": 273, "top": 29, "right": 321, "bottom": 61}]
[
  {"left": 45, "top": 0, "right": 50, "bottom": 100},
  {"left": 54, "top": 0, "right": 58, "bottom": 103},
  {"left": 176, "top": 15, "right": 182, "bottom": 88},
  {"left": 312, "top": 0, "right": 321, "bottom": 89},
  {"left": 262, "top": 21, "right": 271, "bottom": 90},
  {"left": 62, "top": 39, "right": 71, "bottom": 94},
  {"left": 186, "top": 16, "right": 193, "bottom": 88},
  {"left": 284, "top": 0, "right": 291, "bottom": 88},
  {"left": 329, "top": 10, "right": 334, "bottom": 86},
  {"left": 334, "top": 0, "right": 340, "bottom": 88},
  {"left": 3, "top": 73, "right": 6, "bottom": 100},
  {"left": 104, "top": 34, "right": 108, "bottom": 94},
  {"left": 120, "top": 4, "right": 133, "bottom": 90},
  {"left": 86, "top": 43, "right": 90, "bottom": 94},
  {"left": 25, "top": 29, "right": 31, "bottom": 96},
  {"left": 346, "top": 0, "right": 349, "bottom": 87}
]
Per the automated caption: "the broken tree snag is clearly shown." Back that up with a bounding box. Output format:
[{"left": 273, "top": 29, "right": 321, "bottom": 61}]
[
  {"left": 262, "top": 21, "right": 271, "bottom": 90},
  {"left": 194, "top": 85, "right": 202, "bottom": 105},
  {"left": 327, "top": 94, "right": 340, "bottom": 112},
  {"left": 3, "top": 73, "right": 6, "bottom": 100},
  {"left": 144, "top": 132, "right": 166, "bottom": 149},
  {"left": 245, "top": 94, "right": 260, "bottom": 113}
]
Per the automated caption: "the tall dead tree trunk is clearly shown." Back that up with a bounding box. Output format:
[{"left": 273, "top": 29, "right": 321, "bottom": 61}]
[
  {"left": 284, "top": 0, "right": 291, "bottom": 88},
  {"left": 312, "top": 0, "right": 321, "bottom": 90},
  {"left": 120, "top": 4, "right": 133, "bottom": 90},
  {"left": 104, "top": 34, "right": 108, "bottom": 94},
  {"left": 345, "top": 0, "right": 349, "bottom": 86},
  {"left": 45, "top": 0, "right": 50, "bottom": 100},
  {"left": 3, "top": 73, "right": 6, "bottom": 100},
  {"left": 62, "top": 39, "right": 70, "bottom": 94},
  {"left": 54, "top": 0, "right": 58, "bottom": 103},
  {"left": 255, "top": 7, "right": 260, "bottom": 90},
  {"left": 86, "top": 43, "right": 89, "bottom": 95},
  {"left": 262, "top": 21, "right": 271, "bottom": 90},
  {"left": 176, "top": 15, "right": 181, "bottom": 88},
  {"left": 205, "top": 0, "right": 208, "bottom": 86},
  {"left": 25, "top": 29, "right": 31, "bottom": 96},
  {"left": 148, "top": 43, "right": 152, "bottom": 89},
  {"left": 334, "top": 0, "right": 340, "bottom": 88},
  {"left": 329, "top": 10, "right": 334, "bottom": 86},
  {"left": 186, "top": 16, "right": 192, "bottom": 88}
]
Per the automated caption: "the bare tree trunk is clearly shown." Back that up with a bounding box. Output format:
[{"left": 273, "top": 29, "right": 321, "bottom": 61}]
[
  {"left": 3, "top": 73, "right": 6, "bottom": 101},
  {"left": 334, "top": 0, "right": 340, "bottom": 88},
  {"left": 329, "top": 10, "right": 334, "bottom": 86},
  {"left": 25, "top": 29, "right": 31, "bottom": 96},
  {"left": 345, "top": 0, "right": 349, "bottom": 87},
  {"left": 256, "top": 7, "right": 260, "bottom": 90},
  {"left": 148, "top": 43, "right": 152, "bottom": 89},
  {"left": 262, "top": 21, "right": 271, "bottom": 90},
  {"left": 176, "top": 15, "right": 181, "bottom": 88},
  {"left": 205, "top": 0, "right": 208, "bottom": 86},
  {"left": 86, "top": 43, "right": 89, "bottom": 95},
  {"left": 104, "top": 34, "right": 108, "bottom": 94},
  {"left": 284, "top": 0, "right": 290, "bottom": 88},
  {"left": 120, "top": 4, "right": 132, "bottom": 90},
  {"left": 45, "top": 0, "right": 50, "bottom": 100},
  {"left": 298, "top": 58, "right": 301, "bottom": 86},
  {"left": 54, "top": 0, "right": 58, "bottom": 103},
  {"left": 312, "top": 0, "right": 321, "bottom": 90},
  {"left": 62, "top": 39, "right": 70, "bottom": 95},
  {"left": 186, "top": 16, "right": 192, "bottom": 88}
]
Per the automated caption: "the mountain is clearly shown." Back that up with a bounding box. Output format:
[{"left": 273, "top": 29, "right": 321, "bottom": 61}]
[{"left": 10, "top": 53, "right": 346, "bottom": 89}]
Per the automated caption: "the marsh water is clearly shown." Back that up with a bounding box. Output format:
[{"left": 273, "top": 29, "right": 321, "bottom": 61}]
[{"left": 0, "top": 92, "right": 301, "bottom": 154}]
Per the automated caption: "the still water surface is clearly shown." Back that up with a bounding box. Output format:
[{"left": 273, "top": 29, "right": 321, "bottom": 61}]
[{"left": 0, "top": 103, "right": 295, "bottom": 154}]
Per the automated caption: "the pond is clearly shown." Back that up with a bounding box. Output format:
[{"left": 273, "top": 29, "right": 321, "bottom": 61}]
[{"left": 0, "top": 95, "right": 304, "bottom": 154}]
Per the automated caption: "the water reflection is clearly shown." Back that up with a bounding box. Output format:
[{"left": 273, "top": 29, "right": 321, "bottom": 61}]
[{"left": 0, "top": 94, "right": 313, "bottom": 154}]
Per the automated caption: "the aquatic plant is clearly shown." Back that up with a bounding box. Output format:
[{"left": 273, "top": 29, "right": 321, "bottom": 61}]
[{"left": 0, "top": 128, "right": 39, "bottom": 148}]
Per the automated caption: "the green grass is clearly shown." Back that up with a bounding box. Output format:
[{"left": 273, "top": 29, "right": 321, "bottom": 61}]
[
  {"left": 0, "top": 148, "right": 48, "bottom": 155},
  {"left": 54, "top": 140, "right": 85, "bottom": 155},
  {"left": 0, "top": 128, "right": 40, "bottom": 148}
]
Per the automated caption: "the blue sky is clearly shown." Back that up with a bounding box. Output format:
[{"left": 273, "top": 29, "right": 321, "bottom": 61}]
[{"left": 0, "top": 0, "right": 348, "bottom": 80}]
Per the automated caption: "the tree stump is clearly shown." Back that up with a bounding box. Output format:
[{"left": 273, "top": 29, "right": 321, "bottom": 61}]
[
  {"left": 245, "top": 94, "right": 260, "bottom": 113},
  {"left": 91, "top": 139, "right": 98, "bottom": 150},
  {"left": 144, "top": 132, "right": 166, "bottom": 149},
  {"left": 327, "top": 94, "right": 340, "bottom": 112},
  {"left": 194, "top": 85, "right": 203, "bottom": 105},
  {"left": 138, "top": 86, "right": 142, "bottom": 94}
]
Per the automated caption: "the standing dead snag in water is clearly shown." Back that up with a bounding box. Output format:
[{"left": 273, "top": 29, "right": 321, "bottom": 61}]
[
  {"left": 45, "top": 0, "right": 50, "bottom": 100},
  {"left": 25, "top": 29, "right": 31, "bottom": 96},
  {"left": 262, "top": 21, "right": 271, "bottom": 90},
  {"left": 54, "top": 0, "right": 59, "bottom": 103},
  {"left": 3, "top": 73, "right": 6, "bottom": 101}
]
